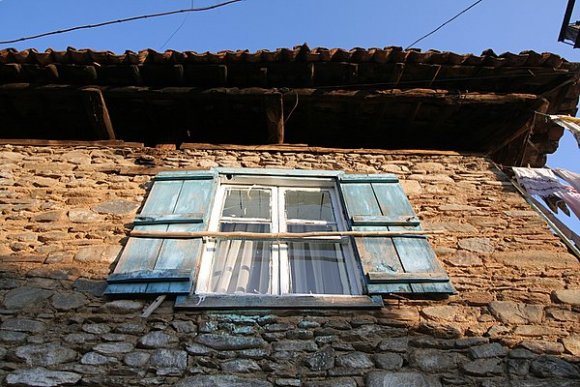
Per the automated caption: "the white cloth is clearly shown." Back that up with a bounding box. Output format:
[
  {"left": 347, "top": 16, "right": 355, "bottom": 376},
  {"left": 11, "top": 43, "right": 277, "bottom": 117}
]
[
  {"left": 549, "top": 115, "right": 580, "bottom": 148},
  {"left": 555, "top": 168, "right": 580, "bottom": 193},
  {"left": 513, "top": 167, "right": 580, "bottom": 220}
]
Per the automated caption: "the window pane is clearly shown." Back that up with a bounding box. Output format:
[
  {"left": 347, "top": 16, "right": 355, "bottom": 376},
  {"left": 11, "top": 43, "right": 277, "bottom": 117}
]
[
  {"left": 287, "top": 224, "right": 352, "bottom": 295},
  {"left": 285, "top": 190, "right": 335, "bottom": 221},
  {"left": 208, "top": 223, "right": 272, "bottom": 294},
  {"left": 222, "top": 188, "right": 271, "bottom": 219}
]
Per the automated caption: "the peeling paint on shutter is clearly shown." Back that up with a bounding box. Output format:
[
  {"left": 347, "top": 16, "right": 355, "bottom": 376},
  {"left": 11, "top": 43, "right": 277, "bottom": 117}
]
[
  {"left": 338, "top": 174, "right": 454, "bottom": 295},
  {"left": 105, "top": 170, "right": 217, "bottom": 295}
]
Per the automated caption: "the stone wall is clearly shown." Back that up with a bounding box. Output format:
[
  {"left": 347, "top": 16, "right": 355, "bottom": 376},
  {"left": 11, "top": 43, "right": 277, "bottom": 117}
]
[{"left": 0, "top": 144, "right": 578, "bottom": 386}]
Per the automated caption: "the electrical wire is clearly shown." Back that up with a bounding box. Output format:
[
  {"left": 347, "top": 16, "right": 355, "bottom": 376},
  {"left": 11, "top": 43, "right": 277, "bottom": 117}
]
[
  {"left": 405, "top": 0, "right": 485, "bottom": 50},
  {"left": 159, "top": 0, "right": 194, "bottom": 51},
  {"left": 0, "top": 0, "right": 243, "bottom": 45}
]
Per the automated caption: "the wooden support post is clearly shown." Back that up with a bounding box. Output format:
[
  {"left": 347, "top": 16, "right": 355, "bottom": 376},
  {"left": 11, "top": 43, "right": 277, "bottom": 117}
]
[
  {"left": 264, "top": 93, "right": 284, "bottom": 144},
  {"left": 80, "top": 87, "right": 116, "bottom": 140}
]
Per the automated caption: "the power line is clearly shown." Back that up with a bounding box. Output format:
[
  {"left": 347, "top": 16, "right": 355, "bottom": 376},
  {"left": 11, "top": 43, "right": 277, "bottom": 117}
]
[
  {"left": 405, "top": 0, "right": 485, "bottom": 50},
  {"left": 0, "top": 0, "right": 243, "bottom": 45},
  {"left": 160, "top": 0, "right": 194, "bottom": 50}
]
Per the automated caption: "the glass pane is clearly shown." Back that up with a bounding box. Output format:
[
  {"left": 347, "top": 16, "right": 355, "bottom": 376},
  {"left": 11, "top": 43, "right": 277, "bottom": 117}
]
[
  {"left": 285, "top": 190, "right": 335, "bottom": 221},
  {"left": 222, "top": 188, "right": 271, "bottom": 219},
  {"left": 208, "top": 223, "right": 272, "bottom": 294},
  {"left": 287, "top": 224, "right": 352, "bottom": 295}
]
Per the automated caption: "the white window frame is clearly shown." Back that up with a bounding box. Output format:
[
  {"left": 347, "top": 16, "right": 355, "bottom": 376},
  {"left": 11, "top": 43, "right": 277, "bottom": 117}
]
[{"left": 195, "top": 175, "right": 363, "bottom": 297}]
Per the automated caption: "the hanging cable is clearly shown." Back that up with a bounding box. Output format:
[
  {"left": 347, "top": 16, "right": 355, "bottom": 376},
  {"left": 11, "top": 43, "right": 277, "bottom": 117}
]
[
  {"left": 159, "top": 0, "right": 194, "bottom": 50},
  {"left": 405, "top": 0, "right": 485, "bottom": 50},
  {"left": 0, "top": 0, "right": 243, "bottom": 45}
]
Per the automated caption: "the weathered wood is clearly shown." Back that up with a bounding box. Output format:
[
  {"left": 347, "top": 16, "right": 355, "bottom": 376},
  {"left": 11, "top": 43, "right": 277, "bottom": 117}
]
[
  {"left": 367, "top": 272, "right": 450, "bottom": 283},
  {"left": 174, "top": 294, "right": 383, "bottom": 309},
  {"left": 129, "top": 229, "right": 442, "bottom": 239},
  {"left": 487, "top": 98, "right": 550, "bottom": 156},
  {"left": 0, "top": 139, "right": 143, "bottom": 147},
  {"left": 179, "top": 142, "right": 480, "bottom": 156},
  {"left": 351, "top": 215, "right": 420, "bottom": 227},
  {"left": 264, "top": 93, "right": 284, "bottom": 144},
  {"left": 80, "top": 87, "right": 116, "bottom": 140},
  {"left": 141, "top": 295, "right": 167, "bottom": 318},
  {"left": 108, "top": 269, "right": 191, "bottom": 283},
  {"left": 134, "top": 213, "right": 205, "bottom": 225}
]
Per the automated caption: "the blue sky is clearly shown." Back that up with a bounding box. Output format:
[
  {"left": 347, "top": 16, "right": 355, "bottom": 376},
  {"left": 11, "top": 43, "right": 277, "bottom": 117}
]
[{"left": 1, "top": 0, "right": 579, "bottom": 229}]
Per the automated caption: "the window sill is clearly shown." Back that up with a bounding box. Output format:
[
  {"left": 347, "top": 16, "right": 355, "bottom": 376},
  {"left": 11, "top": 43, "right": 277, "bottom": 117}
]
[{"left": 174, "top": 294, "right": 383, "bottom": 309}]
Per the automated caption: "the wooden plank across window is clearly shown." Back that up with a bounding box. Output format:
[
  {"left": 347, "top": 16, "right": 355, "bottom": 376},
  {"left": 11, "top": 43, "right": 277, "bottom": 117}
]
[{"left": 129, "top": 230, "right": 442, "bottom": 239}]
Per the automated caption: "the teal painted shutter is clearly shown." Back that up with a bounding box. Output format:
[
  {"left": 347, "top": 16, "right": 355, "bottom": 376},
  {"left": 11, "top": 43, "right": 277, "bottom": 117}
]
[
  {"left": 105, "top": 170, "right": 217, "bottom": 295},
  {"left": 338, "top": 174, "right": 454, "bottom": 294}
]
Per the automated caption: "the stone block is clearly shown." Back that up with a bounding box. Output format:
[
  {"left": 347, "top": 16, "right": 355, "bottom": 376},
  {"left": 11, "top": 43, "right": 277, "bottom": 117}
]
[
  {"left": 552, "top": 289, "right": 580, "bottom": 306},
  {"left": 421, "top": 305, "right": 460, "bottom": 322},
  {"left": 2, "top": 287, "right": 53, "bottom": 309},
  {"left": 6, "top": 368, "right": 82, "bottom": 386},
  {"left": 488, "top": 301, "right": 544, "bottom": 324},
  {"left": 561, "top": 335, "right": 580, "bottom": 356},
  {"left": 458, "top": 238, "right": 494, "bottom": 253},
  {"left": 92, "top": 199, "right": 139, "bottom": 215},
  {"left": 15, "top": 343, "right": 77, "bottom": 366},
  {"left": 196, "top": 334, "right": 267, "bottom": 350},
  {"left": 366, "top": 371, "right": 442, "bottom": 387},
  {"left": 494, "top": 251, "right": 578, "bottom": 269},
  {"left": 74, "top": 245, "right": 121, "bottom": 263}
]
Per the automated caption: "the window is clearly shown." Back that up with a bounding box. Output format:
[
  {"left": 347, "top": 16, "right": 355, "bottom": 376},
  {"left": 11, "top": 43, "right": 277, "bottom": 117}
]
[
  {"left": 196, "top": 178, "right": 362, "bottom": 296},
  {"left": 106, "top": 168, "right": 454, "bottom": 308}
]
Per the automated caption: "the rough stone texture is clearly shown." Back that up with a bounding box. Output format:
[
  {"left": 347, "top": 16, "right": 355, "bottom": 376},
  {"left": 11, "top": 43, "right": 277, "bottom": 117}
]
[
  {"left": 462, "top": 358, "right": 503, "bottom": 376},
  {"left": 530, "top": 356, "right": 580, "bottom": 378},
  {"left": 366, "top": 371, "right": 442, "bottom": 387},
  {"left": 561, "top": 335, "right": 580, "bottom": 356},
  {"left": 470, "top": 343, "right": 509, "bottom": 359},
  {"left": 138, "top": 331, "right": 178, "bottom": 348},
  {"left": 374, "top": 353, "right": 404, "bottom": 370},
  {"left": 177, "top": 375, "right": 273, "bottom": 387},
  {"left": 552, "top": 289, "right": 580, "bottom": 306},
  {"left": 74, "top": 245, "right": 121, "bottom": 263},
  {"left": 457, "top": 237, "right": 495, "bottom": 253},
  {"left": 196, "top": 334, "right": 267, "bottom": 350},
  {"left": 0, "top": 145, "right": 578, "bottom": 386},
  {"left": 221, "top": 358, "right": 262, "bottom": 373},
  {"left": 101, "top": 300, "right": 143, "bottom": 313},
  {"left": 149, "top": 349, "right": 188, "bottom": 370},
  {"left": 15, "top": 343, "right": 77, "bottom": 366},
  {"left": 51, "top": 292, "right": 87, "bottom": 310},
  {"left": 92, "top": 199, "right": 139, "bottom": 215},
  {"left": 6, "top": 368, "right": 82, "bottom": 386},
  {"left": 488, "top": 301, "right": 544, "bottom": 324},
  {"left": 3, "top": 287, "right": 53, "bottom": 309},
  {"left": 2, "top": 318, "right": 46, "bottom": 333}
]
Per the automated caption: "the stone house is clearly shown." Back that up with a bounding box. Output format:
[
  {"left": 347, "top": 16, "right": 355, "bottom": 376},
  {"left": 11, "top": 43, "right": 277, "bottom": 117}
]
[{"left": 0, "top": 46, "right": 579, "bottom": 386}]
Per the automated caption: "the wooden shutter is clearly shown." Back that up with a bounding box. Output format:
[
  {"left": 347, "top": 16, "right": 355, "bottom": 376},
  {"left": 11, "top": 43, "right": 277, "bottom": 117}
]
[
  {"left": 338, "top": 174, "right": 454, "bottom": 294},
  {"left": 105, "top": 170, "right": 217, "bottom": 295}
]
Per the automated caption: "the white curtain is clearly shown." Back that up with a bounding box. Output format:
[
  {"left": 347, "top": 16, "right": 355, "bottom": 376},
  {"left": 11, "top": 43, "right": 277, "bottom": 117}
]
[{"left": 209, "top": 223, "right": 271, "bottom": 294}]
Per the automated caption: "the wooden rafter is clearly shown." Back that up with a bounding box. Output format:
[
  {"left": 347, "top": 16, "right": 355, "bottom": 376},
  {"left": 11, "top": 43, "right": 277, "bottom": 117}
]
[
  {"left": 80, "top": 87, "right": 116, "bottom": 140},
  {"left": 264, "top": 92, "right": 284, "bottom": 144}
]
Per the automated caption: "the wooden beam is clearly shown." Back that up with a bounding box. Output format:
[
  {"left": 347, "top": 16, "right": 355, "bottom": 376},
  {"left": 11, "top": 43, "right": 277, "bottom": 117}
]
[
  {"left": 0, "top": 139, "right": 143, "bottom": 147},
  {"left": 80, "top": 87, "right": 116, "bottom": 140},
  {"left": 264, "top": 92, "right": 284, "bottom": 144},
  {"left": 179, "top": 142, "right": 476, "bottom": 156},
  {"left": 487, "top": 98, "right": 550, "bottom": 157}
]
